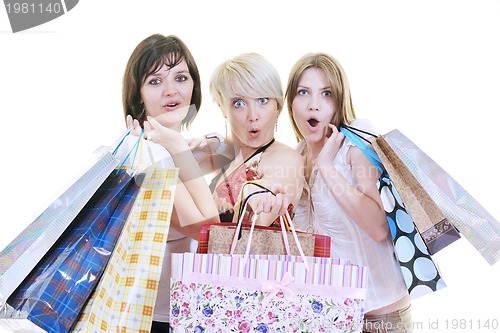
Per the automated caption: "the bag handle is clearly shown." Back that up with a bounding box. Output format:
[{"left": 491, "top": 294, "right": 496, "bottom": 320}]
[
  {"left": 112, "top": 129, "right": 159, "bottom": 174},
  {"left": 339, "top": 124, "right": 384, "bottom": 174},
  {"left": 230, "top": 181, "right": 310, "bottom": 271},
  {"left": 111, "top": 129, "right": 144, "bottom": 175}
]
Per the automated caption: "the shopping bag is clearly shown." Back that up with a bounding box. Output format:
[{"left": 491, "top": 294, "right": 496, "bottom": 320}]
[
  {"left": 3, "top": 168, "right": 143, "bottom": 333},
  {"left": 170, "top": 253, "right": 367, "bottom": 332},
  {"left": 198, "top": 223, "right": 331, "bottom": 257},
  {"left": 171, "top": 206, "right": 367, "bottom": 332},
  {"left": 199, "top": 180, "right": 331, "bottom": 257},
  {"left": 0, "top": 148, "right": 119, "bottom": 307},
  {"left": 340, "top": 125, "right": 446, "bottom": 299},
  {"left": 383, "top": 129, "right": 500, "bottom": 265},
  {"left": 371, "top": 135, "right": 461, "bottom": 254},
  {"left": 72, "top": 166, "right": 179, "bottom": 333}
]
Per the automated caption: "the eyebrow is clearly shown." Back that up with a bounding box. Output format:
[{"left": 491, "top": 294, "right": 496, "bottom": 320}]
[
  {"left": 297, "top": 84, "right": 330, "bottom": 90},
  {"left": 149, "top": 68, "right": 190, "bottom": 79}
]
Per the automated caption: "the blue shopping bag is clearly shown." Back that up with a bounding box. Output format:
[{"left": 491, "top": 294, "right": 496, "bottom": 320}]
[{"left": 6, "top": 168, "right": 144, "bottom": 333}]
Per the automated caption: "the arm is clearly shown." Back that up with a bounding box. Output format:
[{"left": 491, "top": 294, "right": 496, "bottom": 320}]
[
  {"left": 188, "top": 135, "right": 235, "bottom": 175},
  {"left": 144, "top": 116, "right": 220, "bottom": 238},
  {"left": 240, "top": 145, "right": 305, "bottom": 227},
  {"left": 317, "top": 125, "right": 388, "bottom": 242}
]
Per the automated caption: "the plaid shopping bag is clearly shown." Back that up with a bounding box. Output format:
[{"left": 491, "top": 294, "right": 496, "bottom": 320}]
[
  {"left": 72, "top": 167, "right": 178, "bottom": 333},
  {"left": 5, "top": 169, "right": 143, "bottom": 333}
]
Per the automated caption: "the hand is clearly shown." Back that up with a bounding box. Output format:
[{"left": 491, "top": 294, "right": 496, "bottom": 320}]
[
  {"left": 187, "top": 137, "right": 209, "bottom": 150},
  {"left": 317, "top": 124, "right": 345, "bottom": 166},
  {"left": 143, "top": 116, "right": 185, "bottom": 152},
  {"left": 244, "top": 183, "right": 289, "bottom": 217},
  {"left": 126, "top": 115, "right": 144, "bottom": 136}
]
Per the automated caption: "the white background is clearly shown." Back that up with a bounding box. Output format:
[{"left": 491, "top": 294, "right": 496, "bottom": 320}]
[{"left": 1, "top": 1, "right": 499, "bottom": 332}]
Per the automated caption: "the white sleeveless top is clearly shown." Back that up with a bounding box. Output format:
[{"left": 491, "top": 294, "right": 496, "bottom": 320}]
[{"left": 293, "top": 119, "right": 408, "bottom": 312}]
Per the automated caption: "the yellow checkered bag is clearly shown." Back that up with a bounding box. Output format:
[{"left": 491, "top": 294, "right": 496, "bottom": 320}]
[{"left": 72, "top": 167, "right": 178, "bottom": 333}]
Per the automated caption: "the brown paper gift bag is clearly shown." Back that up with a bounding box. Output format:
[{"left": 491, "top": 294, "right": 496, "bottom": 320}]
[
  {"left": 372, "top": 136, "right": 460, "bottom": 255},
  {"left": 207, "top": 224, "right": 317, "bottom": 256}
]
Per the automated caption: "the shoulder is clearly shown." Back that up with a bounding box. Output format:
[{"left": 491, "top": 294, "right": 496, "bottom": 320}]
[{"left": 263, "top": 141, "right": 304, "bottom": 167}]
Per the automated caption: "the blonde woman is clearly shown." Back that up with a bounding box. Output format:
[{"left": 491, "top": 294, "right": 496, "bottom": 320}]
[
  {"left": 286, "top": 52, "right": 412, "bottom": 332},
  {"left": 208, "top": 52, "right": 304, "bottom": 226}
]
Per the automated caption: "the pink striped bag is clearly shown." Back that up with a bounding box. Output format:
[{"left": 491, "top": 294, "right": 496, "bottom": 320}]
[{"left": 170, "top": 208, "right": 368, "bottom": 332}]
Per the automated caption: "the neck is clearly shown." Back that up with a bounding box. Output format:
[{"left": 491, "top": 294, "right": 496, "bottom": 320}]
[
  {"left": 238, "top": 146, "right": 257, "bottom": 162},
  {"left": 233, "top": 135, "right": 275, "bottom": 162},
  {"left": 302, "top": 140, "right": 323, "bottom": 179},
  {"left": 304, "top": 140, "right": 322, "bottom": 160}
]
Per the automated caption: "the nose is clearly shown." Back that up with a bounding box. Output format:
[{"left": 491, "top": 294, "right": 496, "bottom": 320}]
[
  {"left": 308, "top": 96, "right": 319, "bottom": 111},
  {"left": 307, "top": 94, "right": 319, "bottom": 111},
  {"left": 162, "top": 76, "right": 177, "bottom": 97},
  {"left": 248, "top": 103, "right": 259, "bottom": 122}
]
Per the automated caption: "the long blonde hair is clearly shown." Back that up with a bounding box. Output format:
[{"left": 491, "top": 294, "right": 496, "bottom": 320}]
[{"left": 286, "top": 53, "right": 356, "bottom": 141}]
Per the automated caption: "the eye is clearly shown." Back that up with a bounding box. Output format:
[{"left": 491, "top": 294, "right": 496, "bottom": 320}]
[
  {"left": 232, "top": 99, "right": 246, "bottom": 108},
  {"left": 176, "top": 75, "right": 188, "bottom": 83},
  {"left": 297, "top": 89, "right": 308, "bottom": 96},
  {"left": 322, "top": 90, "right": 332, "bottom": 97},
  {"left": 257, "top": 98, "right": 269, "bottom": 105},
  {"left": 148, "top": 77, "right": 162, "bottom": 85}
]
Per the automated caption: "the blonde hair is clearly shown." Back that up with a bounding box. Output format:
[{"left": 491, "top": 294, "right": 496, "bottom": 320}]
[
  {"left": 285, "top": 52, "right": 356, "bottom": 141},
  {"left": 210, "top": 53, "right": 283, "bottom": 115}
]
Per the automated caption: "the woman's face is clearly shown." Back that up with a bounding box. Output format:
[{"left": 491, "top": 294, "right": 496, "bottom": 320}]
[
  {"left": 140, "top": 59, "right": 193, "bottom": 131},
  {"left": 292, "top": 67, "right": 335, "bottom": 144},
  {"left": 225, "top": 95, "right": 278, "bottom": 149}
]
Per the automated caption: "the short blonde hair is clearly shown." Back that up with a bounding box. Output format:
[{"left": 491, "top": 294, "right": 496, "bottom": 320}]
[
  {"left": 286, "top": 52, "right": 357, "bottom": 141},
  {"left": 210, "top": 53, "right": 283, "bottom": 115}
]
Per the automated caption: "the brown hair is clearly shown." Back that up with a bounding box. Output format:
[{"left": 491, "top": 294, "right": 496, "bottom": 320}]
[{"left": 122, "top": 34, "right": 201, "bottom": 129}]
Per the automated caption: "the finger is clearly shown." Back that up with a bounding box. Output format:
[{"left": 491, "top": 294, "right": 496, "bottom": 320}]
[
  {"left": 328, "top": 124, "right": 338, "bottom": 134},
  {"left": 187, "top": 139, "right": 197, "bottom": 149},
  {"left": 271, "top": 193, "right": 283, "bottom": 215},
  {"left": 270, "top": 183, "right": 285, "bottom": 195},
  {"left": 126, "top": 115, "right": 134, "bottom": 131},
  {"left": 254, "top": 199, "right": 264, "bottom": 215},
  {"left": 279, "top": 196, "right": 289, "bottom": 216},
  {"left": 130, "top": 119, "right": 142, "bottom": 136},
  {"left": 336, "top": 132, "right": 345, "bottom": 144},
  {"left": 143, "top": 122, "right": 153, "bottom": 141},
  {"left": 262, "top": 196, "right": 272, "bottom": 214},
  {"left": 146, "top": 116, "right": 160, "bottom": 129}
]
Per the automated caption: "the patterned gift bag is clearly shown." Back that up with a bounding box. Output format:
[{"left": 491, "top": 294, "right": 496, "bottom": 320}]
[
  {"left": 170, "top": 252, "right": 367, "bottom": 333},
  {"left": 197, "top": 223, "right": 331, "bottom": 257},
  {"left": 340, "top": 126, "right": 446, "bottom": 299},
  {"left": 72, "top": 167, "right": 178, "bottom": 333},
  {"left": 4, "top": 169, "right": 142, "bottom": 333}
]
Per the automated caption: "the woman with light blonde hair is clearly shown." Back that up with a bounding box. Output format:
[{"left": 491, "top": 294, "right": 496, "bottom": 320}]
[{"left": 208, "top": 52, "right": 305, "bottom": 226}]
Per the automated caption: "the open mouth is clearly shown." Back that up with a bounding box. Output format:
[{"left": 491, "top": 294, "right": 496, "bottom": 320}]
[
  {"left": 165, "top": 103, "right": 179, "bottom": 107},
  {"left": 307, "top": 118, "right": 319, "bottom": 127},
  {"left": 249, "top": 128, "right": 260, "bottom": 137}
]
